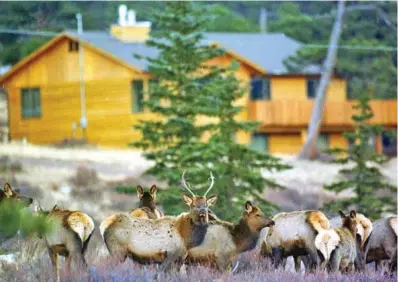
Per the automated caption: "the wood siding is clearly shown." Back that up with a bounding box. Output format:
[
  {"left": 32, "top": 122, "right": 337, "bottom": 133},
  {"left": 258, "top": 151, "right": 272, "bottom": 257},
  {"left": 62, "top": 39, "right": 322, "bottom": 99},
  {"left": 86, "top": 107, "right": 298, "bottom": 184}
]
[{"left": 249, "top": 100, "right": 397, "bottom": 131}]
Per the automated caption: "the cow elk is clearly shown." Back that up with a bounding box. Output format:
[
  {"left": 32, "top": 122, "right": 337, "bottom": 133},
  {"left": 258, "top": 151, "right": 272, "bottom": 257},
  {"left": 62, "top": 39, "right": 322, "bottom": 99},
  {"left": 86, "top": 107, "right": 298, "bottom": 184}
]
[
  {"left": 37, "top": 205, "right": 95, "bottom": 282},
  {"left": 130, "top": 185, "right": 163, "bottom": 219},
  {"left": 0, "top": 182, "right": 33, "bottom": 206},
  {"left": 328, "top": 212, "right": 372, "bottom": 271},
  {"left": 315, "top": 210, "right": 357, "bottom": 273},
  {"left": 186, "top": 201, "right": 274, "bottom": 271},
  {"left": 99, "top": 171, "right": 217, "bottom": 270},
  {"left": 260, "top": 210, "right": 330, "bottom": 272},
  {"left": 364, "top": 216, "right": 397, "bottom": 272}
]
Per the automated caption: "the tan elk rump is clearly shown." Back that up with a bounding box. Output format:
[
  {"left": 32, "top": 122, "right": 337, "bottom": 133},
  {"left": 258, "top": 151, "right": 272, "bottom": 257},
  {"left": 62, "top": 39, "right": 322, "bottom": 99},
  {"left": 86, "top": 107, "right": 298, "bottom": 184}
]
[{"left": 38, "top": 205, "right": 95, "bottom": 282}]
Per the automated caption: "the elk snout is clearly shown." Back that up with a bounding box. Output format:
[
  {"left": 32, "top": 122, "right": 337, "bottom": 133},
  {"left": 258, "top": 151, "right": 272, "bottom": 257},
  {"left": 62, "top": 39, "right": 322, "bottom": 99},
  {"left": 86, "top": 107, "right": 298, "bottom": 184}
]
[{"left": 269, "top": 220, "right": 275, "bottom": 226}]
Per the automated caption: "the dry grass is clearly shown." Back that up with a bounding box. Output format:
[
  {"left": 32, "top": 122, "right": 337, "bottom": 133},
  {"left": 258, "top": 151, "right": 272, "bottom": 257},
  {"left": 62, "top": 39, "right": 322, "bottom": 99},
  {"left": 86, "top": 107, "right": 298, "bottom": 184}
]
[{"left": 2, "top": 238, "right": 397, "bottom": 282}]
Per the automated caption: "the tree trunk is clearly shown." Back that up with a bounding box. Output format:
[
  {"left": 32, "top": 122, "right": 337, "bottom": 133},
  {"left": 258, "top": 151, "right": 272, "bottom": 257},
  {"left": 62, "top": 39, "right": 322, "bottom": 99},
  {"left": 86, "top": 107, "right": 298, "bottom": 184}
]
[{"left": 298, "top": 0, "right": 346, "bottom": 160}]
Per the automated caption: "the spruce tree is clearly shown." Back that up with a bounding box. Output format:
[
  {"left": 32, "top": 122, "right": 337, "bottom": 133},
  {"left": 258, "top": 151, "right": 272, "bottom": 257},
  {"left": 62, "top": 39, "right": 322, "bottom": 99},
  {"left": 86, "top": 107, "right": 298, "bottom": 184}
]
[
  {"left": 324, "top": 93, "right": 397, "bottom": 219},
  {"left": 128, "top": 2, "right": 290, "bottom": 220}
]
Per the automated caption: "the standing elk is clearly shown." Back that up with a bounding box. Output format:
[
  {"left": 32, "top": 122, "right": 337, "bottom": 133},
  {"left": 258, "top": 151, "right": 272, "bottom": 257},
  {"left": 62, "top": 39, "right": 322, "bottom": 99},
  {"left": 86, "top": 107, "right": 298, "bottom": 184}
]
[
  {"left": 186, "top": 201, "right": 275, "bottom": 271},
  {"left": 100, "top": 171, "right": 217, "bottom": 269},
  {"left": 328, "top": 212, "right": 372, "bottom": 271},
  {"left": 130, "top": 185, "right": 163, "bottom": 219},
  {"left": 37, "top": 205, "right": 95, "bottom": 282},
  {"left": 260, "top": 210, "right": 330, "bottom": 272},
  {"left": 364, "top": 216, "right": 397, "bottom": 272},
  {"left": 315, "top": 210, "right": 357, "bottom": 273}
]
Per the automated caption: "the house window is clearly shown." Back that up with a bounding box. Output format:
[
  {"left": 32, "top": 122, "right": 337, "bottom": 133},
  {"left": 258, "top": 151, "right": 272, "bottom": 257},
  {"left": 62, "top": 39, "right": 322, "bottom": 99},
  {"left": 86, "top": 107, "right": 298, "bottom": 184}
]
[
  {"left": 132, "top": 80, "right": 144, "bottom": 113},
  {"left": 68, "top": 40, "right": 79, "bottom": 52},
  {"left": 250, "top": 77, "right": 271, "bottom": 100},
  {"left": 21, "top": 88, "right": 41, "bottom": 118},
  {"left": 317, "top": 133, "right": 329, "bottom": 151},
  {"left": 382, "top": 131, "right": 397, "bottom": 156},
  {"left": 307, "top": 78, "right": 320, "bottom": 99},
  {"left": 249, "top": 133, "right": 268, "bottom": 152}
]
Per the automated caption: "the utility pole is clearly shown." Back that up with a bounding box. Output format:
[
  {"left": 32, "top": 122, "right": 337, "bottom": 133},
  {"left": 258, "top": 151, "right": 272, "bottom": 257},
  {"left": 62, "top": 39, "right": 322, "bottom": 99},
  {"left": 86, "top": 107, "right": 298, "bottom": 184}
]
[
  {"left": 259, "top": 8, "right": 267, "bottom": 33},
  {"left": 76, "top": 13, "right": 87, "bottom": 140}
]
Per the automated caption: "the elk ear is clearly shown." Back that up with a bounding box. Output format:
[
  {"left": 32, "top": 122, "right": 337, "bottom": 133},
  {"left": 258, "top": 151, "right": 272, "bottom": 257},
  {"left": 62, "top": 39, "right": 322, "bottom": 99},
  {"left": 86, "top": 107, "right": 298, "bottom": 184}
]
[
  {"left": 136, "top": 185, "right": 144, "bottom": 199},
  {"left": 149, "top": 185, "right": 157, "bottom": 197},
  {"left": 349, "top": 210, "right": 356, "bottom": 219},
  {"left": 4, "top": 183, "right": 13, "bottom": 197},
  {"left": 206, "top": 194, "right": 217, "bottom": 206},
  {"left": 338, "top": 210, "right": 346, "bottom": 218},
  {"left": 245, "top": 201, "right": 253, "bottom": 213},
  {"left": 183, "top": 194, "right": 193, "bottom": 207}
]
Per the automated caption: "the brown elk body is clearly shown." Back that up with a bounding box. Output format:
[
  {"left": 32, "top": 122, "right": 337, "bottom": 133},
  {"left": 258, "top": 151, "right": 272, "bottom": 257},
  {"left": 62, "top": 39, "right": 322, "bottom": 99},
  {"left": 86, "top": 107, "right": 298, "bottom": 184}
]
[
  {"left": 100, "top": 171, "right": 217, "bottom": 269},
  {"left": 364, "top": 216, "right": 397, "bottom": 272},
  {"left": 38, "top": 206, "right": 95, "bottom": 282},
  {"left": 186, "top": 201, "right": 275, "bottom": 271},
  {"left": 260, "top": 210, "right": 330, "bottom": 272},
  {"left": 130, "top": 185, "right": 163, "bottom": 219},
  {"left": 316, "top": 210, "right": 357, "bottom": 273}
]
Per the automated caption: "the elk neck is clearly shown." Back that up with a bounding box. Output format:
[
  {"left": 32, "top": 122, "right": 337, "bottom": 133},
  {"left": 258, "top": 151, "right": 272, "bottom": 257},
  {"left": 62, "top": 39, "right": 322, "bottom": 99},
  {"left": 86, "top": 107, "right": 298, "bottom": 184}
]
[
  {"left": 232, "top": 218, "right": 260, "bottom": 253},
  {"left": 175, "top": 213, "right": 208, "bottom": 249},
  {"left": 139, "top": 195, "right": 156, "bottom": 211}
]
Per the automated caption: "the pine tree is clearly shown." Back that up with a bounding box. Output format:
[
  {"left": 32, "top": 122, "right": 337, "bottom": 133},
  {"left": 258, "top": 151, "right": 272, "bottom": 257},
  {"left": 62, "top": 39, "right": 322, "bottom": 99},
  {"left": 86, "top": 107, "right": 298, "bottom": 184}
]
[
  {"left": 324, "top": 92, "right": 397, "bottom": 219},
  {"left": 0, "top": 201, "right": 51, "bottom": 243},
  {"left": 127, "top": 2, "right": 290, "bottom": 220}
]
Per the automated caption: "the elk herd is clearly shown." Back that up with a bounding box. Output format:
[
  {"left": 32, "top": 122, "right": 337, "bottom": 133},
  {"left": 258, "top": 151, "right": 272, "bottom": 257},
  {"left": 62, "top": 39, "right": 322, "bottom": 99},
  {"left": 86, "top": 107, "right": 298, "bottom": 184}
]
[{"left": 1, "top": 171, "right": 397, "bottom": 282}]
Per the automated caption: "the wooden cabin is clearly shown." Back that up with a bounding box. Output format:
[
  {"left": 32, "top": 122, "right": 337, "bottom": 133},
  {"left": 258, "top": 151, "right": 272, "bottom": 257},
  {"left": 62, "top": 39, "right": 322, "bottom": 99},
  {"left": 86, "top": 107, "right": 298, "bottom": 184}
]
[{"left": 0, "top": 11, "right": 396, "bottom": 154}]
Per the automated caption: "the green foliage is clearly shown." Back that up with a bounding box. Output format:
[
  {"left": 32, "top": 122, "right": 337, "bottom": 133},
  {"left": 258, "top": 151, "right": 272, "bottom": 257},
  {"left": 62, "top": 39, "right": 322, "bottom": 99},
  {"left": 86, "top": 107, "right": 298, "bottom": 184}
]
[
  {"left": 270, "top": 2, "right": 397, "bottom": 99},
  {"left": 129, "top": 2, "right": 290, "bottom": 220},
  {"left": 0, "top": 200, "right": 52, "bottom": 240},
  {"left": 323, "top": 92, "right": 397, "bottom": 219}
]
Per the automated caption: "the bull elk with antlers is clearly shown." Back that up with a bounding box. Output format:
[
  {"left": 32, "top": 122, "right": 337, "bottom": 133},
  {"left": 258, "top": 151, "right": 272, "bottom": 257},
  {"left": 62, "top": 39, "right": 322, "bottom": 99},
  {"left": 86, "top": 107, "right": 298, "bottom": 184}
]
[{"left": 100, "top": 171, "right": 217, "bottom": 269}]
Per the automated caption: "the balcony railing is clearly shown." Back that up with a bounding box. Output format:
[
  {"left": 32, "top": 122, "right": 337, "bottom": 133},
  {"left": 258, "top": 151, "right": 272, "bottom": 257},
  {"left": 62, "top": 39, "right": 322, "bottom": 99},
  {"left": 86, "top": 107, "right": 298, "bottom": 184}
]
[{"left": 248, "top": 100, "right": 397, "bottom": 128}]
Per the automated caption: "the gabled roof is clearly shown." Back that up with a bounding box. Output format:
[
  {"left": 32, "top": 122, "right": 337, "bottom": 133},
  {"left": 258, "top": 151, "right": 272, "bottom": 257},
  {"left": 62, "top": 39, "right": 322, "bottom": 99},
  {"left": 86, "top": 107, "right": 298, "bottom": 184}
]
[
  {"left": 0, "top": 30, "right": 321, "bottom": 85},
  {"left": 67, "top": 31, "right": 319, "bottom": 75}
]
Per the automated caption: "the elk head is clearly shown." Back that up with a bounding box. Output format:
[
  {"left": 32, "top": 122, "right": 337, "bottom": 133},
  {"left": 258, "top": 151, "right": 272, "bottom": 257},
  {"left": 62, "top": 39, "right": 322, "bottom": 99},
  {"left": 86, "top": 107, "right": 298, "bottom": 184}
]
[
  {"left": 137, "top": 185, "right": 157, "bottom": 210},
  {"left": 181, "top": 171, "right": 217, "bottom": 226},
  {"left": 1, "top": 183, "right": 33, "bottom": 207},
  {"left": 339, "top": 210, "right": 357, "bottom": 236},
  {"left": 244, "top": 201, "right": 275, "bottom": 232}
]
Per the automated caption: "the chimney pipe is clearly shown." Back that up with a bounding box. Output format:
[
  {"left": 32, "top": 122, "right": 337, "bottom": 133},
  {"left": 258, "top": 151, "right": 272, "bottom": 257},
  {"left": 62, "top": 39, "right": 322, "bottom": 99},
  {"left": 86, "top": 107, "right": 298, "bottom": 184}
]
[
  {"left": 127, "top": 10, "right": 136, "bottom": 25},
  {"left": 118, "top": 5, "right": 127, "bottom": 26}
]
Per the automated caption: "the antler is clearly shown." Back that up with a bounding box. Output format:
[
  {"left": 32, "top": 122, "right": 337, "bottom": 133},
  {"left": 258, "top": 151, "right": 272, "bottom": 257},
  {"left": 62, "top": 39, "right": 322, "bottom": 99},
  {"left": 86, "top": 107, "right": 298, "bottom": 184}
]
[
  {"left": 181, "top": 170, "right": 195, "bottom": 197},
  {"left": 204, "top": 171, "right": 215, "bottom": 197}
]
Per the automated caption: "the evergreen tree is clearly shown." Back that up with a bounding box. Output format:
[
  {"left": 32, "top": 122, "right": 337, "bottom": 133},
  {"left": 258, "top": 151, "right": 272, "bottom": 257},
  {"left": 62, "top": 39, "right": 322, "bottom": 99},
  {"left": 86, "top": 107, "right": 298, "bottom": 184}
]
[
  {"left": 324, "top": 92, "right": 396, "bottom": 219},
  {"left": 128, "top": 2, "right": 290, "bottom": 220}
]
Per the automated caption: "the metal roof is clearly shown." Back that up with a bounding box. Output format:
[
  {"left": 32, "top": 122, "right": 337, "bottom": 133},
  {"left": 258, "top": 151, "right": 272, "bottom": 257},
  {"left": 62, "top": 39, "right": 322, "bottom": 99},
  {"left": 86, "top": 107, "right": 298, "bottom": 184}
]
[{"left": 67, "top": 30, "right": 320, "bottom": 74}]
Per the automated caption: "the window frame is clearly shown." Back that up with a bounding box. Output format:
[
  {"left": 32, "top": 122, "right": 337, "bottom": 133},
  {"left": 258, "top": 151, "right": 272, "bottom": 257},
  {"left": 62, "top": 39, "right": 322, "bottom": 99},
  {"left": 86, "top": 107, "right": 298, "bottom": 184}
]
[
  {"left": 306, "top": 78, "right": 320, "bottom": 99},
  {"left": 250, "top": 76, "right": 271, "bottom": 100},
  {"left": 131, "top": 79, "right": 144, "bottom": 113},
  {"left": 249, "top": 133, "right": 268, "bottom": 152},
  {"left": 21, "top": 87, "right": 41, "bottom": 119}
]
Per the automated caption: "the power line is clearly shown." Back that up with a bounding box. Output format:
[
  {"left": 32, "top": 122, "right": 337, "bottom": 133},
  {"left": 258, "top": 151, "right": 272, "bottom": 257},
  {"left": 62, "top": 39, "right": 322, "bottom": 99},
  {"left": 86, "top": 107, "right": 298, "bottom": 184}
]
[
  {"left": 0, "top": 28, "right": 397, "bottom": 52},
  {"left": 303, "top": 44, "right": 397, "bottom": 52}
]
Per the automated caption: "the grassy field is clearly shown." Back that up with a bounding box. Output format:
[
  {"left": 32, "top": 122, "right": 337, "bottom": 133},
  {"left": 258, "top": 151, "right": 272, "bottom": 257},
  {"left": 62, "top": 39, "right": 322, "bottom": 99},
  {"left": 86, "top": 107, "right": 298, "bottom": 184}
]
[{"left": 3, "top": 245, "right": 397, "bottom": 282}]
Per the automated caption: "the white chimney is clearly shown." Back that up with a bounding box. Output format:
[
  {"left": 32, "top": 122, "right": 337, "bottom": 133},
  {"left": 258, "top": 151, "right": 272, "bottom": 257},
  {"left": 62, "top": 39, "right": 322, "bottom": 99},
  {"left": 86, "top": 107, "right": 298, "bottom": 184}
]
[
  {"left": 118, "top": 5, "right": 127, "bottom": 26},
  {"left": 127, "top": 10, "right": 136, "bottom": 25}
]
